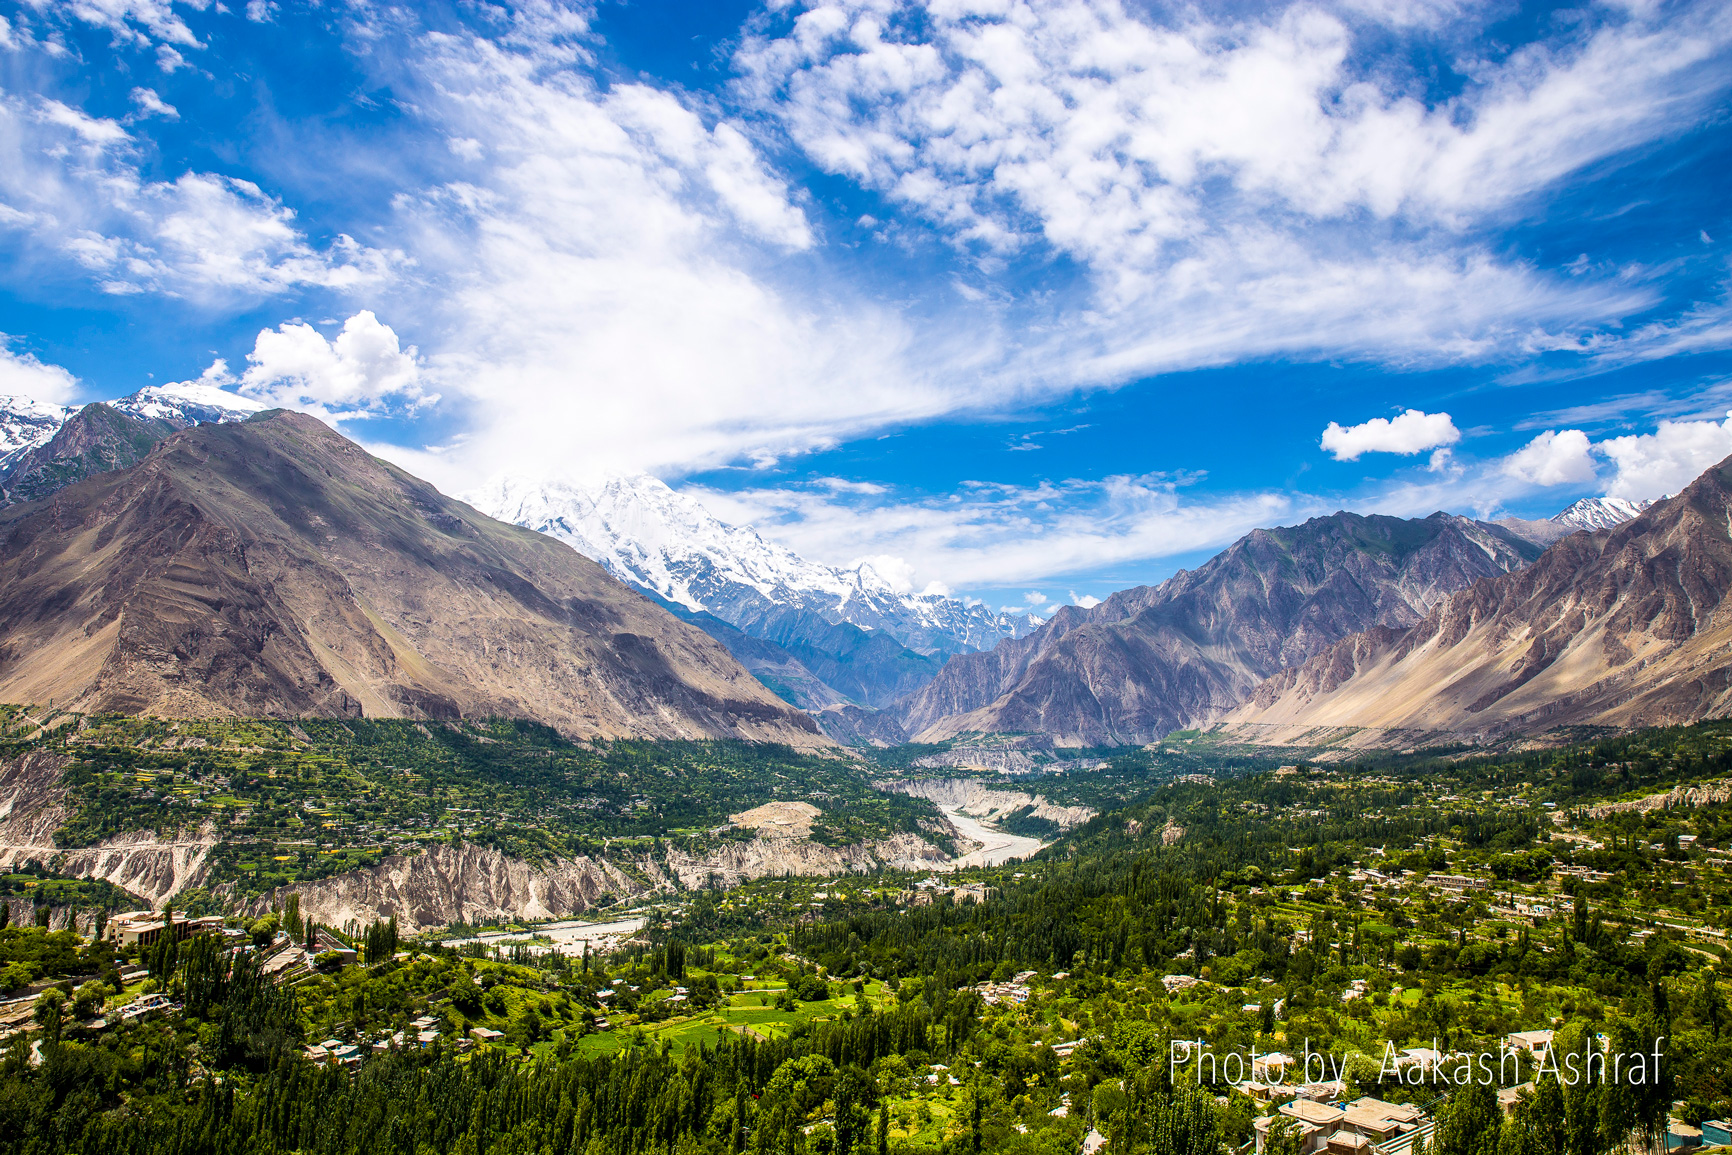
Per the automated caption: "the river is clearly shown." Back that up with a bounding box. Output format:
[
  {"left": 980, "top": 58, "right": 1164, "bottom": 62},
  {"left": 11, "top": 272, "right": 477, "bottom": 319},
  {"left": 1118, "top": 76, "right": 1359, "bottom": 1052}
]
[
  {"left": 941, "top": 806, "right": 1046, "bottom": 868},
  {"left": 440, "top": 915, "right": 646, "bottom": 953}
]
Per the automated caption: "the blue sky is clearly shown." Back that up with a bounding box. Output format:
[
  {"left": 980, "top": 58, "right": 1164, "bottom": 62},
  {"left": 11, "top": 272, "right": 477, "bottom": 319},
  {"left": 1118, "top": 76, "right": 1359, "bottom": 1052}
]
[{"left": 1, "top": 0, "right": 1731, "bottom": 612}]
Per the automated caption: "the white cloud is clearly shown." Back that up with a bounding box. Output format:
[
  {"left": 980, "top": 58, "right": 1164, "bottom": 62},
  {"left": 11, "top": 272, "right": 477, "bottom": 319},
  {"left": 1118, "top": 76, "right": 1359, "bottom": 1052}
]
[
  {"left": 354, "top": 14, "right": 961, "bottom": 491},
  {"left": 239, "top": 311, "right": 428, "bottom": 419},
  {"left": 690, "top": 473, "right": 1297, "bottom": 588},
  {"left": 47, "top": 0, "right": 204, "bottom": 49},
  {"left": 1070, "top": 590, "right": 1102, "bottom": 608},
  {"left": 1321, "top": 408, "right": 1459, "bottom": 461},
  {"left": 0, "top": 95, "right": 391, "bottom": 299},
  {"left": 605, "top": 85, "right": 815, "bottom": 250},
  {"left": 1599, "top": 414, "right": 1732, "bottom": 501},
  {"left": 128, "top": 86, "right": 178, "bottom": 120},
  {"left": 1500, "top": 429, "right": 1598, "bottom": 487},
  {"left": 0, "top": 339, "right": 77, "bottom": 403},
  {"left": 735, "top": 0, "right": 1732, "bottom": 378}
]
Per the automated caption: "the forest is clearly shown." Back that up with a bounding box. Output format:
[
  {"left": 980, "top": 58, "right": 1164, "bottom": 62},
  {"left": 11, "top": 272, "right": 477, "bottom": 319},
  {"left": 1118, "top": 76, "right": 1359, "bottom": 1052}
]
[{"left": 0, "top": 719, "right": 1729, "bottom": 1155}]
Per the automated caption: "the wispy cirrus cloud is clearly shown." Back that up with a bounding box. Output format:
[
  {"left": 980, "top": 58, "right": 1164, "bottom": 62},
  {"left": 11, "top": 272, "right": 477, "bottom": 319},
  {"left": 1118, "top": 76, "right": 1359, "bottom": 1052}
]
[{"left": 689, "top": 472, "right": 1301, "bottom": 589}]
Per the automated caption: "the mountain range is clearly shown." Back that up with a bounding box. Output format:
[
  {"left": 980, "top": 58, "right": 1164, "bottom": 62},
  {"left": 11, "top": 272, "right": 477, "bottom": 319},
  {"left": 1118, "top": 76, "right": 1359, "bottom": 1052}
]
[
  {"left": 821, "top": 511, "right": 1545, "bottom": 746},
  {"left": 0, "top": 386, "right": 1699, "bottom": 754},
  {"left": 1221, "top": 459, "right": 1732, "bottom": 745},
  {"left": 0, "top": 410, "right": 822, "bottom": 745},
  {"left": 467, "top": 475, "right": 1041, "bottom": 711}
]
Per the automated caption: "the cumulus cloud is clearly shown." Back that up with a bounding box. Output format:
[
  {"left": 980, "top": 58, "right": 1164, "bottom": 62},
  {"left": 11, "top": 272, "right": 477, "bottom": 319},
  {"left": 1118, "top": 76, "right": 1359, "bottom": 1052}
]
[
  {"left": 1500, "top": 429, "right": 1598, "bottom": 487},
  {"left": 238, "top": 311, "right": 429, "bottom": 419},
  {"left": 1070, "top": 591, "right": 1102, "bottom": 609},
  {"left": 1321, "top": 409, "right": 1459, "bottom": 461},
  {"left": 1600, "top": 414, "right": 1732, "bottom": 501},
  {"left": 0, "top": 339, "right": 77, "bottom": 404}
]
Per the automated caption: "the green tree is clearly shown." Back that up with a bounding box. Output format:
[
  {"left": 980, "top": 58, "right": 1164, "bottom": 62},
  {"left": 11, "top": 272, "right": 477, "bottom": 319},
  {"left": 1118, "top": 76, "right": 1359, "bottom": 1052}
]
[
  {"left": 32, "top": 989, "right": 63, "bottom": 1046},
  {"left": 1146, "top": 1083, "right": 1225, "bottom": 1155},
  {"left": 1435, "top": 1082, "right": 1502, "bottom": 1155},
  {"left": 833, "top": 1064, "right": 875, "bottom": 1155},
  {"left": 1265, "top": 1117, "right": 1305, "bottom": 1155}
]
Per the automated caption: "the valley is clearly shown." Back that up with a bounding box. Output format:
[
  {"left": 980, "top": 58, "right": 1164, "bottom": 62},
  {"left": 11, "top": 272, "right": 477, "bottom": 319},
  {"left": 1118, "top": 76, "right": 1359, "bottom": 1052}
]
[
  {"left": 2, "top": 6, "right": 1726, "bottom": 1155},
  {"left": 0, "top": 401, "right": 1727, "bottom": 1155}
]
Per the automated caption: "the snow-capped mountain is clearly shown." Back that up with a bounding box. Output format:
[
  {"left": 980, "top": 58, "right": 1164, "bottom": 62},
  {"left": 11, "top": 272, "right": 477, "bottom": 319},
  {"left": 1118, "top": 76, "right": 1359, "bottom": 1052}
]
[
  {"left": 0, "top": 382, "right": 266, "bottom": 468},
  {"left": 1551, "top": 495, "right": 1655, "bottom": 531},
  {"left": 111, "top": 382, "right": 267, "bottom": 427},
  {"left": 468, "top": 474, "right": 1042, "bottom": 659},
  {"left": 0, "top": 396, "right": 74, "bottom": 473}
]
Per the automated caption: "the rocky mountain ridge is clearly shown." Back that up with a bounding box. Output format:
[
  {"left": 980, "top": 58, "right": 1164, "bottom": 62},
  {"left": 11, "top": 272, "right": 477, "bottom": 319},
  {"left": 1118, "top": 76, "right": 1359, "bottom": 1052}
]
[
  {"left": 1495, "top": 495, "right": 1654, "bottom": 547},
  {"left": 0, "top": 411, "right": 823, "bottom": 745},
  {"left": 0, "top": 384, "right": 268, "bottom": 506},
  {"left": 857, "top": 510, "right": 1545, "bottom": 746},
  {"left": 1221, "top": 455, "right": 1732, "bottom": 745}
]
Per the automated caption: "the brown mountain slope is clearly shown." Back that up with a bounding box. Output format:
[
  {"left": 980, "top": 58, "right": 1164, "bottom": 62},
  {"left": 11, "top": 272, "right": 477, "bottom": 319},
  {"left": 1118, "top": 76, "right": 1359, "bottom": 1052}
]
[
  {"left": 894, "top": 511, "right": 1541, "bottom": 746},
  {"left": 1221, "top": 455, "right": 1732, "bottom": 743},
  {"left": 0, "top": 411, "right": 824, "bottom": 745}
]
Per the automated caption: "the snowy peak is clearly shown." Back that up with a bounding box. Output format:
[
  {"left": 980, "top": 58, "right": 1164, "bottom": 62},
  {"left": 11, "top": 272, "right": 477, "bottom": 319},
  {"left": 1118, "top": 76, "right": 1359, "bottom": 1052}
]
[
  {"left": 466, "top": 473, "right": 1041, "bottom": 657},
  {"left": 0, "top": 395, "right": 74, "bottom": 471},
  {"left": 1551, "top": 496, "right": 1654, "bottom": 531},
  {"left": 466, "top": 473, "right": 859, "bottom": 612},
  {"left": 111, "top": 382, "right": 267, "bottom": 427},
  {"left": 0, "top": 382, "right": 264, "bottom": 474}
]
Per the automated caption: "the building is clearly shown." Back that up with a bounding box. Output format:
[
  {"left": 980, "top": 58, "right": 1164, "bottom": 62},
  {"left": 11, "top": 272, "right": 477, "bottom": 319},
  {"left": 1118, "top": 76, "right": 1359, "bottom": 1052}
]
[
  {"left": 105, "top": 912, "right": 225, "bottom": 947},
  {"left": 1505, "top": 1030, "right": 1554, "bottom": 1060},
  {"left": 1497, "top": 1085, "right": 1532, "bottom": 1117},
  {"left": 1253, "top": 1097, "right": 1429, "bottom": 1155},
  {"left": 1699, "top": 1120, "right": 1731, "bottom": 1147},
  {"left": 1667, "top": 1123, "right": 1701, "bottom": 1150},
  {"left": 117, "top": 993, "right": 180, "bottom": 1022},
  {"left": 1252, "top": 1053, "right": 1297, "bottom": 1082}
]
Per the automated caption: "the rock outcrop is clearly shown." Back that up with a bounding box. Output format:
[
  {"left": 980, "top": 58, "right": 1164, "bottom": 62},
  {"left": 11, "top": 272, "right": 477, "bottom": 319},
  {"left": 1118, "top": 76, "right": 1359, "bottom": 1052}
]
[
  {"left": 0, "top": 748, "right": 211, "bottom": 908},
  {"left": 1584, "top": 778, "right": 1732, "bottom": 818},
  {"left": 247, "top": 843, "right": 650, "bottom": 930},
  {"left": 663, "top": 832, "right": 952, "bottom": 890},
  {"left": 877, "top": 778, "right": 1095, "bottom": 830}
]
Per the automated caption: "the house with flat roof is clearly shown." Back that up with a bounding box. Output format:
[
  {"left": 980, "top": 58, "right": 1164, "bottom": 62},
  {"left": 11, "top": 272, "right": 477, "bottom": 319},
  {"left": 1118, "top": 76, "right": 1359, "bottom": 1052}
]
[
  {"left": 1505, "top": 1030, "right": 1553, "bottom": 1057},
  {"left": 1254, "top": 1097, "right": 1431, "bottom": 1155}
]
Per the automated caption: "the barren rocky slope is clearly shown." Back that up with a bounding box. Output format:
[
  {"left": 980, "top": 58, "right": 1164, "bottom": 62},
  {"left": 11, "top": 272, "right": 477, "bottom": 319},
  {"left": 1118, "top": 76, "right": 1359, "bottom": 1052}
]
[
  {"left": 888, "top": 512, "right": 1540, "bottom": 746},
  {"left": 1222, "top": 455, "right": 1732, "bottom": 744},
  {"left": 244, "top": 844, "right": 650, "bottom": 930},
  {"left": 876, "top": 778, "right": 1095, "bottom": 830},
  {"left": 0, "top": 411, "right": 824, "bottom": 745}
]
